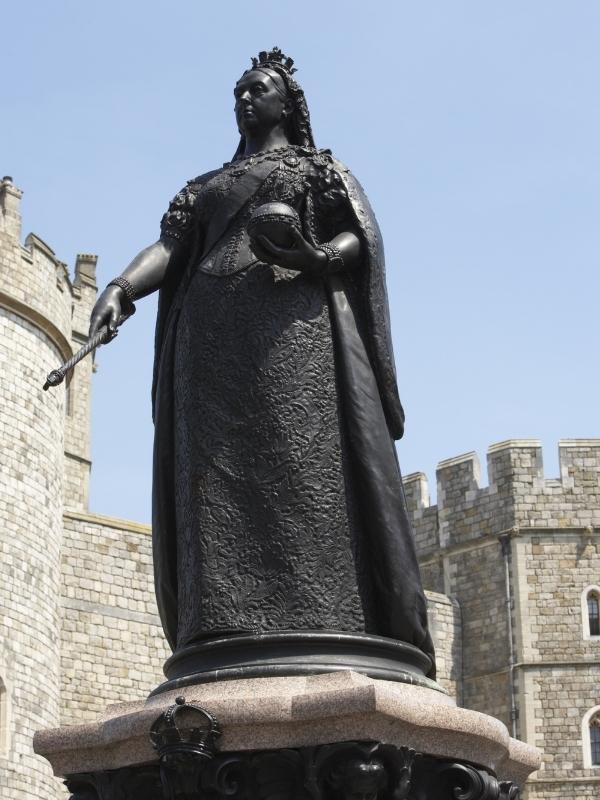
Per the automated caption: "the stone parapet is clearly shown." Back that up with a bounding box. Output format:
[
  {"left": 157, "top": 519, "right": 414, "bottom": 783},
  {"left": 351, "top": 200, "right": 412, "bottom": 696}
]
[{"left": 406, "top": 440, "right": 600, "bottom": 555}]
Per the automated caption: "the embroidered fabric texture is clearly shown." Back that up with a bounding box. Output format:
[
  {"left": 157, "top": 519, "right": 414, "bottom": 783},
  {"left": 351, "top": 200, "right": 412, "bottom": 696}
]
[
  {"left": 161, "top": 150, "right": 378, "bottom": 645},
  {"left": 160, "top": 147, "right": 355, "bottom": 271}
]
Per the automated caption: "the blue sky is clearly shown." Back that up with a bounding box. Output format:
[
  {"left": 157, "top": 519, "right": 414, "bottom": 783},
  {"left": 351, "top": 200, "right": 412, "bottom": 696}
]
[{"left": 4, "top": 1, "right": 599, "bottom": 523}]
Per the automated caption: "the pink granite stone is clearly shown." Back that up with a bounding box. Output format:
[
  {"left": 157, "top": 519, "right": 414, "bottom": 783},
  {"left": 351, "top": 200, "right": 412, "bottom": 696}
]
[{"left": 34, "top": 672, "right": 541, "bottom": 783}]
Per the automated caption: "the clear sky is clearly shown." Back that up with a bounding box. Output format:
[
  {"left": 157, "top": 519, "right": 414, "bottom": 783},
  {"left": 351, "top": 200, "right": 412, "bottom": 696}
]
[{"left": 4, "top": 1, "right": 599, "bottom": 524}]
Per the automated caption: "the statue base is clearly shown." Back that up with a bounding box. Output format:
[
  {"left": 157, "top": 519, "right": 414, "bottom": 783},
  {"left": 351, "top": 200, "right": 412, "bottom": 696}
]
[
  {"left": 155, "top": 630, "right": 437, "bottom": 695},
  {"left": 34, "top": 671, "right": 540, "bottom": 799}
]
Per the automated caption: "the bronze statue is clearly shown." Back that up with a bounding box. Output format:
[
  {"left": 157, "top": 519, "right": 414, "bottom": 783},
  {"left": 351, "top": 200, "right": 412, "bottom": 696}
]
[{"left": 89, "top": 48, "right": 435, "bottom": 685}]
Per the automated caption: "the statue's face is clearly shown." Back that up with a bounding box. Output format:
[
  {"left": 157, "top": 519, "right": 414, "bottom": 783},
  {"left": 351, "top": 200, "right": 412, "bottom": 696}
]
[{"left": 234, "top": 70, "right": 289, "bottom": 135}]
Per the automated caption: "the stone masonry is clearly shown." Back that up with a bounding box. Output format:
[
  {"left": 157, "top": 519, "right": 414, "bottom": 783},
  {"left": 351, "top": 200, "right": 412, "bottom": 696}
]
[
  {"left": 0, "top": 178, "right": 598, "bottom": 799},
  {"left": 405, "top": 440, "right": 600, "bottom": 799},
  {"left": 0, "top": 175, "right": 93, "bottom": 799}
]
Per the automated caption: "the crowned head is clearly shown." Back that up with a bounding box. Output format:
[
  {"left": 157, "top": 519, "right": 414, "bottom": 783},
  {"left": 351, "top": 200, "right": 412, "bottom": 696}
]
[
  {"left": 251, "top": 46, "right": 297, "bottom": 75},
  {"left": 232, "top": 47, "right": 315, "bottom": 157}
]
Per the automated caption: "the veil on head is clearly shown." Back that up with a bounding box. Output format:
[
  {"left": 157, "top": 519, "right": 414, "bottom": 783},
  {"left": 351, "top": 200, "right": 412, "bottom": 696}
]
[{"left": 232, "top": 47, "right": 316, "bottom": 160}]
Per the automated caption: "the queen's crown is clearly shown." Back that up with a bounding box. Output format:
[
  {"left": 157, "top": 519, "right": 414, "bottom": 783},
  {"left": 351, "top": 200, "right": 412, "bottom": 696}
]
[
  {"left": 150, "top": 696, "right": 221, "bottom": 763},
  {"left": 252, "top": 46, "right": 297, "bottom": 75}
]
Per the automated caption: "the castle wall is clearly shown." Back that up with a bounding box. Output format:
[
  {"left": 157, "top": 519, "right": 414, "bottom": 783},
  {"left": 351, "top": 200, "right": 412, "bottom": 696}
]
[
  {"left": 60, "top": 511, "right": 170, "bottom": 724},
  {"left": 522, "top": 670, "right": 599, "bottom": 799},
  {"left": 513, "top": 529, "right": 600, "bottom": 799},
  {"left": 424, "top": 591, "right": 462, "bottom": 700}
]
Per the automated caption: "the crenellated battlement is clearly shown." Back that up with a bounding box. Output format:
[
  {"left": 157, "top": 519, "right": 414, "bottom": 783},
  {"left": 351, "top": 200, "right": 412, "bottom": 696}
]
[
  {"left": 405, "top": 440, "right": 600, "bottom": 558},
  {"left": 0, "top": 176, "right": 98, "bottom": 511},
  {"left": 1, "top": 178, "right": 97, "bottom": 359}
]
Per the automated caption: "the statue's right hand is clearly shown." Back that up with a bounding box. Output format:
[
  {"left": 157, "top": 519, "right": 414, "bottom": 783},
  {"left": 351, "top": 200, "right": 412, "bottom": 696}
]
[{"left": 89, "top": 284, "right": 126, "bottom": 338}]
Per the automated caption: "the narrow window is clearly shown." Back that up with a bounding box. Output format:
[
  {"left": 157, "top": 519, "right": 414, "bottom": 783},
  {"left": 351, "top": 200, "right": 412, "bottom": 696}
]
[
  {"left": 0, "top": 677, "right": 7, "bottom": 757},
  {"left": 581, "top": 586, "right": 600, "bottom": 640},
  {"left": 591, "top": 716, "right": 600, "bottom": 766},
  {"left": 65, "top": 381, "right": 73, "bottom": 417},
  {"left": 589, "top": 592, "right": 600, "bottom": 637}
]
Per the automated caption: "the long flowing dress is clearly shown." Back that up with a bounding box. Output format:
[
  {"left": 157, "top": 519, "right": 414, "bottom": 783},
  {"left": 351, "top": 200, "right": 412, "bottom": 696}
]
[{"left": 152, "top": 145, "right": 435, "bottom": 676}]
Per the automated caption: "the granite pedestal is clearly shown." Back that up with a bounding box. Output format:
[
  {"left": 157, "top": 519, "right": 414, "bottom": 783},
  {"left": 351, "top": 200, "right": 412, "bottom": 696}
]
[{"left": 34, "top": 670, "right": 541, "bottom": 799}]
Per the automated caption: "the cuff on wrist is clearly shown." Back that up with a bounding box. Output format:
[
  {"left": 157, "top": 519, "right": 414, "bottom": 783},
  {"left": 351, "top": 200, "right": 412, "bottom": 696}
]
[
  {"left": 318, "top": 242, "right": 345, "bottom": 274},
  {"left": 108, "top": 277, "right": 136, "bottom": 303}
]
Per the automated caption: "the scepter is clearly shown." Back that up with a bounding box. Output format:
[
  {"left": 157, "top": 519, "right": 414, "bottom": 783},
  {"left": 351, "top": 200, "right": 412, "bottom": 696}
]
[{"left": 43, "top": 305, "right": 136, "bottom": 391}]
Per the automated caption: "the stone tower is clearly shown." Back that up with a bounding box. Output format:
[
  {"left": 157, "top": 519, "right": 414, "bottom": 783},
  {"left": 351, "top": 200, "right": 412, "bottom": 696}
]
[
  {"left": 0, "top": 177, "right": 96, "bottom": 799},
  {"left": 408, "top": 440, "right": 600, "bottom": 799}
]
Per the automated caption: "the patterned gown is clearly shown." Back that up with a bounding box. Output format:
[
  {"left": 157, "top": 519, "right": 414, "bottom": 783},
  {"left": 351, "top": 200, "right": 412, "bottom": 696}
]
[{"left": 153, "top": 145, "right": 435, "bottom": 672}]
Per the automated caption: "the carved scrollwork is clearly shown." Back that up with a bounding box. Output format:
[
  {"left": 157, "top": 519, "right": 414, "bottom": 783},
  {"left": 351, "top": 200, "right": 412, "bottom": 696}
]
[
  {"left": 63, "top": 742, "right": 521, "bottom": 800},
  {"left": 498, "top": 782, "right": 521, "bottom": 800},
  {"left": 430, "top": 762, "right": 500, "bottom": 800},
  {"left": 438, "top": 764, "right": 500, "bottom": 800},
  {"left": 201, "top": 755, "right": 248, "bottom": 800}
]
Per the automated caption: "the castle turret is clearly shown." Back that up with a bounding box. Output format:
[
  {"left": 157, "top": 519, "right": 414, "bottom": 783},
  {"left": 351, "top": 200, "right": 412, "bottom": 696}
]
[
  {"left": 409, "top": 439, "right": 600, "bottom": 797},
  {"left": 0, "top": 177, "right": 96, "bottom": 799}
]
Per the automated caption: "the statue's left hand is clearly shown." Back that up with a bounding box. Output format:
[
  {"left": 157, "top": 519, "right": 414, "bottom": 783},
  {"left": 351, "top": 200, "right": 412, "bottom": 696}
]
[{"left": 249, "top": 227, "right": 326, "bottom": 273}]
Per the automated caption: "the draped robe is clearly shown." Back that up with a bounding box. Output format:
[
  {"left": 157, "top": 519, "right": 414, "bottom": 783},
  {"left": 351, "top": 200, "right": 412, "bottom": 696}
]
[{"left": 151, "top": 145, "right": 436, "bottom": 677}]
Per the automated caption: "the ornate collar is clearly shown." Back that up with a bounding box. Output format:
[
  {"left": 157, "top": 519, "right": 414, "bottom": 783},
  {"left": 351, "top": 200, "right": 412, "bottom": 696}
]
[{"left": 223, "top": 144, "right": 315, "bottom": 176}]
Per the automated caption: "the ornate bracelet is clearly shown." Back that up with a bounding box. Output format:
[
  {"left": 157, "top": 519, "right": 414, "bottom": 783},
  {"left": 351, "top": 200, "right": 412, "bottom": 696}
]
[
  {"left": 318, "top": 242, "right": 345, "bottom": 274},
  {"left": 108, "top": 277, "right": 136, "bottom": 303}
]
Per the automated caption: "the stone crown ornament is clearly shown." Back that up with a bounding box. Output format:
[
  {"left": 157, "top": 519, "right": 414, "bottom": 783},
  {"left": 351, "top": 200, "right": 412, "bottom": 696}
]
[
  {"left": 252, "top": 46, "right": 297, "bottom": 75},
  {"left": 150, "top": 696, "right": 221, "bottom": 763}
]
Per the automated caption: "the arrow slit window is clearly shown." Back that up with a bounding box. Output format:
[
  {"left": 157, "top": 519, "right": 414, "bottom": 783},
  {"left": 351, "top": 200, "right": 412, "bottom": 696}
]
[{"left": 588, "top": 592, "right": 600, "bottom": 637}]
